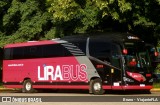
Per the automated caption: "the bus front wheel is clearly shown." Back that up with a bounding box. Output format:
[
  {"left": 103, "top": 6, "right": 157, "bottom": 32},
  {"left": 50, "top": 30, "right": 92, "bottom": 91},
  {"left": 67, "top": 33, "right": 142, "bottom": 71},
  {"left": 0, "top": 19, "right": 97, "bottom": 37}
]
[
  {"left": 90, "top": 78, "right": 104, "bottom": 95},
  {"left": 22, "top": 79, "right": 34, "bottom": 93}
]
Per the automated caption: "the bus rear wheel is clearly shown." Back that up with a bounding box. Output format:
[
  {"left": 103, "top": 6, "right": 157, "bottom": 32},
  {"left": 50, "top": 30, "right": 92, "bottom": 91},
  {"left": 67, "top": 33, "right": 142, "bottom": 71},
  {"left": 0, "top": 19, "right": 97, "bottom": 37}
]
[
  {"left": 90, "top": 78, "right": 104, "bottom": 95},
  {"left": 22, "top": 79, "right": 34, "bottom": 93}
]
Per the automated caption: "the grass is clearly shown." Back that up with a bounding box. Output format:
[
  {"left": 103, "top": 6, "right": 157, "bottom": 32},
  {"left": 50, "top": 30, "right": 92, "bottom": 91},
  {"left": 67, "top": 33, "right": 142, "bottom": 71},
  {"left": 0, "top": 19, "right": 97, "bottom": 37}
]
[
  {"left": 153, "top": 82, "right": 160, "bottom": 88},
  {"left": 0, "top": 82, "right": 3, "bottom": 88}
]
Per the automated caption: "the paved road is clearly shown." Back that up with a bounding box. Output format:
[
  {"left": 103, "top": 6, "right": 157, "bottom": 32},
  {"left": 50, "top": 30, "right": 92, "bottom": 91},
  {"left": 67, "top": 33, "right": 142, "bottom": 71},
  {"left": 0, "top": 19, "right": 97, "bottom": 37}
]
[
  {"left": 0, "top": 89, "right": 160, "bottom": 96},
  {"left": 0, "top": 90, "right": 160, "bottom": 105}
]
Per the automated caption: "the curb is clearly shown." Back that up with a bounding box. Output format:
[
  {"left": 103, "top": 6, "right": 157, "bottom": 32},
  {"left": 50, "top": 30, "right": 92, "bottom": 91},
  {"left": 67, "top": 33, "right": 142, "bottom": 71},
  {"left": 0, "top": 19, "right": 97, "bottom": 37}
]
[
  {"left": 150, "top": 88, "right": 160, "bottom": 92},
  {"left": 0, "top": 88, "right": 16, "bottom": 91}
]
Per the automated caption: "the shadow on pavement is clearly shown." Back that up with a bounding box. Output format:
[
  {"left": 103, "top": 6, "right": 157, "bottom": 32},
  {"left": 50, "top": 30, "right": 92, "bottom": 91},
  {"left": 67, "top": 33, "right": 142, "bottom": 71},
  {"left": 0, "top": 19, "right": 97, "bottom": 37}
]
[{"left": 8, "top": 89, "right": 152, "bottom": 95}]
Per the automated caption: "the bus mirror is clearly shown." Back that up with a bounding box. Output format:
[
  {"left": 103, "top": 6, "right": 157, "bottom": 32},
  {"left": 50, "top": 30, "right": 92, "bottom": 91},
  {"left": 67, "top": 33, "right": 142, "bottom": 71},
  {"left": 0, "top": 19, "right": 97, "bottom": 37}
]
[
  {"left": 155, "top": 52, "right": 158, "bottom": 56},
  {"left": 123, "top": 49, "right": 128, "bottom": 55}
]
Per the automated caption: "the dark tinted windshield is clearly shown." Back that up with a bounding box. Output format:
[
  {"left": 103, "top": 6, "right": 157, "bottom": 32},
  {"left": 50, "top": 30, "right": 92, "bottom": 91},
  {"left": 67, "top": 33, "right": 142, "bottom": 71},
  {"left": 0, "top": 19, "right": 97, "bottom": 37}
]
[{"left": 124, "top": 42, "right": 151, "bottom": 72}]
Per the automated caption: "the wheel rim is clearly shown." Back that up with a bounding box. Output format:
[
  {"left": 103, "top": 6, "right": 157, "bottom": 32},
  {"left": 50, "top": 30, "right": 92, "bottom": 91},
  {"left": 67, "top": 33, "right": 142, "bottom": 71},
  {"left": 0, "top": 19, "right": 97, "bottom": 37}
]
[
  {"left": 26, "top": 82, "right": 32, "bottom": 91},
  {"left": 93, "top": 82, "right": 101, "bottom": 91}
]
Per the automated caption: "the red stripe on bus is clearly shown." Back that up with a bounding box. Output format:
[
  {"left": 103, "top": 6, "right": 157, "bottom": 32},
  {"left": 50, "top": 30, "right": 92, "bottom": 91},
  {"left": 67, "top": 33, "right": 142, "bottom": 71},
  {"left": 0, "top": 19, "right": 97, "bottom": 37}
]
[
  {"left": 33, "top": 85, "right": 89, "bottom": 89},
  {"left": 3, "top": 85, "right": 23, "bottom": 88},
  {"left": 122, "top": 85, "right": 152, "bottom": 90},
  {"left": 102, "top": 86, "right": 112, "bottom": 89}
]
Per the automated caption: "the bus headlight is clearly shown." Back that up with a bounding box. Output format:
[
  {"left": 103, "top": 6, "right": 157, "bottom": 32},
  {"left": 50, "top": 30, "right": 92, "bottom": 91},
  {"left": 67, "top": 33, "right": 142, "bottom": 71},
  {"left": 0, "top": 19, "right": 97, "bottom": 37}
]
[{"left": 123, "top": 77, "right": 134, "bottom": 82}]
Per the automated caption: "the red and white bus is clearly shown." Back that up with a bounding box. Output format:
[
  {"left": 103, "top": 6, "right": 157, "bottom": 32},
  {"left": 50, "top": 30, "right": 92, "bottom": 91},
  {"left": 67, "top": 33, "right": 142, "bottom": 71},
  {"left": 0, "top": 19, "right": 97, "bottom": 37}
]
[{"left": 2, "top": 33, "right": 153, "bottom": 94}]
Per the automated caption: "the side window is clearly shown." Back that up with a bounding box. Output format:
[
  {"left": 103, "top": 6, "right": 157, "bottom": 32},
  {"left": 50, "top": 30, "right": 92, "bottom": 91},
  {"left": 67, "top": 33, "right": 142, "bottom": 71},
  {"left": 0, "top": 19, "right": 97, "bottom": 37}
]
[
  {"left": 4, "top": 44, "right": 72, "bottom": 59},
  {"left": 4, "top": 48, "right": 13, "bottom": 60},
  {"left": 13, "top": 47, "right": 24, "bottom": 59},
  {"left": 4, "top": 48, "right": 25, "bottom": 60},
  {"left": 24, "top": 46, "right": 42, "bottom": 58},
  {"left": 89, "top": 40, "right": 111, "bottom": 62},
  {"left": 111, "top": 44, "right": 122, "bottom": 68},
  {"left": 0, "top": 48, "right": 3, "bottom": 60},
  {"left": 42, "top": 44, "right": 65, "bottom": 57},
  {"left": 139, "top": 52, "right": 150, "bottom": 67}
]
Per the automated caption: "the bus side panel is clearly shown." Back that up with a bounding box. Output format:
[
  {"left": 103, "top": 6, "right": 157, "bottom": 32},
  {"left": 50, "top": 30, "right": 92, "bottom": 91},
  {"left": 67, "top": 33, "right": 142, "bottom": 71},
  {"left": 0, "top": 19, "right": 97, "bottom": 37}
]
[
  {"left": 3, "top": 56, "right": 90, "bottom": 88},
  {"left": 74, "top": 56, "right": 101, "bottom": 81}
]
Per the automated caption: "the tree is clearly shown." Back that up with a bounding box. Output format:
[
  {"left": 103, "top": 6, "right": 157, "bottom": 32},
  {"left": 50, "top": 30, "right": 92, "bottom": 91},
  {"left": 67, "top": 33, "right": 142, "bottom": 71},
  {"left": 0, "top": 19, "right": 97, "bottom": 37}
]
[
  {"left": 0, "top": 0, "right": 160, "bottom": 46},
  {"left": 47, "top": 0, "right": 160, "bottom": 44},
  {"left": 47, "top": 0, "right": 100, "bottom": 34},
  {"left": 0, "top": 0, "right": 54, "bottom": 47}
]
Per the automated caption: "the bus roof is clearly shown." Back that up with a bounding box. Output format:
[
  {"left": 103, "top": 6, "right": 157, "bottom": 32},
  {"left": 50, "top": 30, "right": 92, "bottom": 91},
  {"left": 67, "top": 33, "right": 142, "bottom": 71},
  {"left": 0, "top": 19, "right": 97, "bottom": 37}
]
[
  {"left": 4, "top": 32, "right": 142, "bottom": 48},
  {"left": 4, "top": 40, "right": 57, "bottom": 48},
  {"left": 62, "top": 32, "right": 141, "bottom": 42}
]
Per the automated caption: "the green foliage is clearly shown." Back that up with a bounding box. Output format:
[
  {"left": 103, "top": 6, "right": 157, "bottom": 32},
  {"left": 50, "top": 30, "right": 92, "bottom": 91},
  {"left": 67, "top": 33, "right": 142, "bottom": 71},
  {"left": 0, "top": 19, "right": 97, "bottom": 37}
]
[
  {"left": 48, "top": 0, "right": 80, "bottom": 22},
  {"left": 47, "top": 0, "right": 158, "bottom": 33},
  {"left": 157, "top": 0, "right": 160, "bottom": 4},
  {"left": 43, "top": 28, "right": 57, "bottom": 40},
  {"left": 0, "top": 0, "right": 160, "bottom": 47},
  {"left": 0, "top": 0, "right": 55, "bottom": 47},
  {"left": 47, "top": 0, "right": 101, "bottom": 33},
  {"left": 154, "top": 25, "right": 160, "bottom": 41},
  {"left": 155, "top": 64, "right": 160, "bottom": 73},
  {"left": 153, "top": 82, "right": 160, "bottom": 88},
  {"left": 0, "top": 1, "right": 7, "bottom": 13}
]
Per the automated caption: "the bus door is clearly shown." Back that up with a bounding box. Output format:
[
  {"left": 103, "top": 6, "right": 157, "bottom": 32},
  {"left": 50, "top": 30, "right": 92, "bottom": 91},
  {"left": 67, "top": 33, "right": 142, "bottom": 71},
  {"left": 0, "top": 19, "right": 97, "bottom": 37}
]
[{"left": 111, "top": 44, "right": 123, "bottom": 89}]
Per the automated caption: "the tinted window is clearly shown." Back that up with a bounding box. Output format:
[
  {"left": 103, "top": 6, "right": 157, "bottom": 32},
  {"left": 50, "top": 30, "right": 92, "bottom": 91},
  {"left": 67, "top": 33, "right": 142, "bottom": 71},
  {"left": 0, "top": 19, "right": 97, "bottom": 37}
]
[
  {"left": 13, "top": 47, "right": 24, "bottom": 59},
  {"left": 4, "top": 48, "right": 12, "bottom": 60},
  {"left": 4, "top": 44, "right": 72, "bottom": 60},
  {"left": 89, "top": 40, "right": 111, "bottom": 62},
  {"left": 42, "top": 44, "right": 65, "bottom": 57},
  {"left": 111, "top": 44, "right": 122, "bottom": 68},
  {"left": 24, "top": 46, "right": 42, "bottom": 58},
  {"left": 0, "top": 48, "right": 3, "bottom": 60}
]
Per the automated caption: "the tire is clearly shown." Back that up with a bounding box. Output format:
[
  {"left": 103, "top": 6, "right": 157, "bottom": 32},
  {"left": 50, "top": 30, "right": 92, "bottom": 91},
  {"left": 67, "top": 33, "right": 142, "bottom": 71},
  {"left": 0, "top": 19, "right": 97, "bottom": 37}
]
[
  {"left": 22, "top": 79, "right": 34, "bottom": 93},
  {"left": 90, "top": 78, "right": 105, "bottom": 95}
]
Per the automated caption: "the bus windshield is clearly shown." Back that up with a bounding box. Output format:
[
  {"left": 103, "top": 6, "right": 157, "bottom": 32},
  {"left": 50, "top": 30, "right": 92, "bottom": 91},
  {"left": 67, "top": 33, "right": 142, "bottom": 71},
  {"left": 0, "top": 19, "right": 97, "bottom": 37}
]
[{"left": 124, "top": 42, "right": 151, "bottom": 72}]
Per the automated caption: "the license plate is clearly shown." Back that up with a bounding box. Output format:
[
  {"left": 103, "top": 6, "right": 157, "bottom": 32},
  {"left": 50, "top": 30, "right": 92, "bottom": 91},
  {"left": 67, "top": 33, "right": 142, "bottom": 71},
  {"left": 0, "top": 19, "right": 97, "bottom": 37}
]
[{"left": 140, "top": 84, "right": 145, "bottom": 87}]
